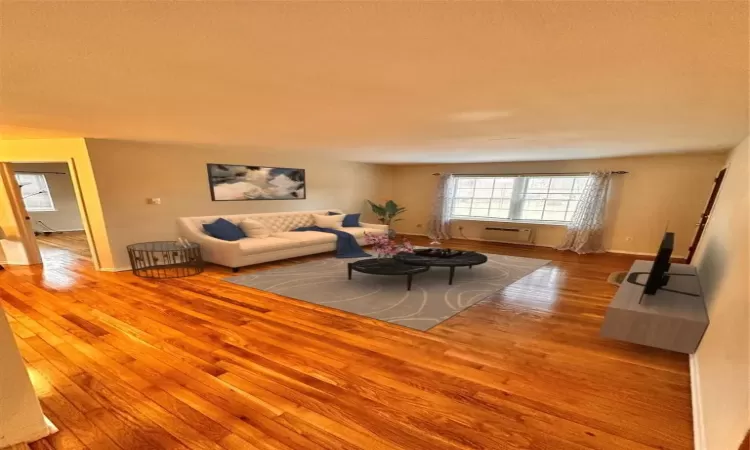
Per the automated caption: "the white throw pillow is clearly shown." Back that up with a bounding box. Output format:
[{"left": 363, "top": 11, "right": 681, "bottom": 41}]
[
  {"left": 312, "top": 213, "right": 344, "bottom": 229},
  {"left": 239, "top": 219, "right": 271, "bottom": 238}
]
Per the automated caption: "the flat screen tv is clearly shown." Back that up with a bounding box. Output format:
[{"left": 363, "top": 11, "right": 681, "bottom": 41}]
[{"left": 642, "top": 232, "right": 674, "bottom": 295}]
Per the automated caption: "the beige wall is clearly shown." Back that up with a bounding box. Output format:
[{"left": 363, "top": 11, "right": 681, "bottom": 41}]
[
  {"left": 691, "top": 137, "right": 748, "bottom": 450},
  {"left": 85, "top": 139, "right": 392, "bottom": 269},
  {"left": 389, "top": 151, "right": 728, "bottom": 256},
  {"left": 11, "top": 162, "right": 84, "bottom": 232}
]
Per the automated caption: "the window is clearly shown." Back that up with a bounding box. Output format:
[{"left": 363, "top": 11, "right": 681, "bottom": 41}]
[
  {"left": 451, "top": 175, "right": 589, "bottom": 223},
  {"left": 15, "top": 173, "right": 55, "bottom": 212}
]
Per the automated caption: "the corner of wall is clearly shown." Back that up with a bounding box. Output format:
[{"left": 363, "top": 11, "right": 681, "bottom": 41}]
[
  {"left": 373, "top": 164, "right": 397, "bottom": 202},
  {"left": 690, "top": 135, "right": 749, "bottom": 450}
]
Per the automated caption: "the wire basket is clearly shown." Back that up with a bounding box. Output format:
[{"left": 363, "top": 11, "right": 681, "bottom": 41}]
[{"left": 127, "top": 241, "right": 204, "bottom": 278}]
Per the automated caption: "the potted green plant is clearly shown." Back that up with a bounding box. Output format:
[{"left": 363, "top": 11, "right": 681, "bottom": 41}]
[{"left": 367, "top": 200, "right": 406, "bottom": 238}]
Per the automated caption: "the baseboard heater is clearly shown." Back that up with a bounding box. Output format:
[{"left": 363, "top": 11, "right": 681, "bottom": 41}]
[{"left": 482, "top": 226, "right": 534, "bottom": 244}]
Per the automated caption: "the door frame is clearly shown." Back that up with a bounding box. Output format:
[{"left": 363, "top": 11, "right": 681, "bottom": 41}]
[
  {"left": 0, "top": 160, "right": 101, "bottom": 269},
  {"left": 0, "top": 163, "right": 42, "bottom": 265},
  {"left": 686, "top": 167, "right": 726, "bottom": 264},
  {"left": 0, "top": 138, "right": 115, "bottom": 270}
]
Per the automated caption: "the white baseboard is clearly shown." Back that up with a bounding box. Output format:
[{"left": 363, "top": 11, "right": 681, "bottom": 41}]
[
  {"left": 1, "top": 260, "right": 36, "bottom": 266},
  {"left": 33, "top": 228, "right": 85, "bottom": 233},
  {"left": 608, "top": 249, "right": 688, "bottom": 259},
  {"left": 690, "top": 353, "right": 706, "bottom": 450},
  {"left": 98, "top": 267, "right": 131, "bottom": 272}
]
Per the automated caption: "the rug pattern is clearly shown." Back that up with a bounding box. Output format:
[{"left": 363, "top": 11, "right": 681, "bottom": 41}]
[{"left": 226, "top": 254, "right": 550, "bottom": 331}]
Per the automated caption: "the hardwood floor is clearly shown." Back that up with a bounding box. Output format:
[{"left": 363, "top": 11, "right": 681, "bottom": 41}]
[
  {"left": 0, "top": 236, "right": 692, "bottom": 450},
  {"left": 36, "top": 232, "right": 92, "bottom": 261}
]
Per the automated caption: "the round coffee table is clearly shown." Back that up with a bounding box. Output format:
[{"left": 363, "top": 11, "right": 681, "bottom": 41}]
[
  {"left": 348, "top": 258, "right": 429, "bottom": 291},
  {"left": 394, "top": 250, "right": 488, "bottom": 285}
]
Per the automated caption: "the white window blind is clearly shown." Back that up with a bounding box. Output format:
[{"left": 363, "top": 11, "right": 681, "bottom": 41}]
[
  {"left": 451, "top": 175, "right": 589, "bottom": 223},
  {"left": 15, "top": 173, "right": 56, "bottom": 212}
]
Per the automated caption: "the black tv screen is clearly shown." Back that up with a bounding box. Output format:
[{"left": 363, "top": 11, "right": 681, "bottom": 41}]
[{"left": 643, "top": 232, "right": 674, "bottom": 295}]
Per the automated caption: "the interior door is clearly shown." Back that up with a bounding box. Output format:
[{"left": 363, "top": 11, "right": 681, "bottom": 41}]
[
  {"left": 0, "top": 163, "right": 42, "bottom": 265},
  {"left": 686, "top": 168, "right": 726, "bottom": 264}
]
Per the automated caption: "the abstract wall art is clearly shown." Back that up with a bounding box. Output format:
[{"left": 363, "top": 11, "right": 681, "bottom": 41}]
[{"left": 207, "top": 164, "right": 306, "bottom": 201}]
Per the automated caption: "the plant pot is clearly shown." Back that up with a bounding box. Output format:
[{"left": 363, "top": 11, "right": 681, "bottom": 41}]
[{"left": 387, "top": 229, "right": 397, "bottom": 239}]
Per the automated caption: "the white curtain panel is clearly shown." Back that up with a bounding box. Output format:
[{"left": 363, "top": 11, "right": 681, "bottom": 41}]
[
  {"left": 558, "top": 171, "right": 613, "bottom": 254},
  {"left": 427, "top": 174, "right": 456, "bottom": 240}
]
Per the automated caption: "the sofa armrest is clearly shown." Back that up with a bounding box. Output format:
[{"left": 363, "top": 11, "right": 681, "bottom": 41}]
[
  {"left": 176, "top": 220, "right": 239, "bottom": 249},
  {"left": 186, "top": 233, "right": 243, "bottom": 267},
  {"left": 360, "top": 222, "right": 389, "bottom": 232}
]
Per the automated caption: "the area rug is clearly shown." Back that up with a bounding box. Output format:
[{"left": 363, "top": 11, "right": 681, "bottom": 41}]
[{"left": 225, "top": 253, "right": 550, "bottom": 331}]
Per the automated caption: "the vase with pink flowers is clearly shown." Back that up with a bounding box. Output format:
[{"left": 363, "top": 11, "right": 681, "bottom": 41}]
[{"left": 364, "top": 232, "right": 414, "bottom": 260}]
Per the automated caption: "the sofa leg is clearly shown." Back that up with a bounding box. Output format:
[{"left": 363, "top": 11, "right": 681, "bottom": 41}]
[{"left": 232, "top": 267, "right": 240, "bottom": 273}]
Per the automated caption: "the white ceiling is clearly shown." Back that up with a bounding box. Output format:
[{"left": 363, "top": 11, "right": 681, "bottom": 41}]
[{"left": 0, "top": 1, "right": 747, "bottom": 163}]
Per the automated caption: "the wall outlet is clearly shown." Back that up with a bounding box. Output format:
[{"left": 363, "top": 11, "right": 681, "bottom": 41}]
[
  {"left": 147, "top": 198, "right": 161, "bottom": 205},
  {"left": 625, "top": 236, "right": 633, "bottom": 242},
  {"left": 416, "top": 224, "right": 423, "bottom": 228}
]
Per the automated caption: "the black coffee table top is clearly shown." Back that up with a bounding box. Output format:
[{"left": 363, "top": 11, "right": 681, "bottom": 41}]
[
  {"left": 395, "top": 250, "right": 488, "bottom": 267},
  {"left": 349, "top": 258, "right": 430, "bottom": 275}
]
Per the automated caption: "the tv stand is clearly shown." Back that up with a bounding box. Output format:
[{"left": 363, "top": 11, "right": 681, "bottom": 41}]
[
  {"left": 601, "top": 260, "right": 708, "bottom": 354},
  {"left": 625, "top": 271, "right": 700, "bottom": 299}
]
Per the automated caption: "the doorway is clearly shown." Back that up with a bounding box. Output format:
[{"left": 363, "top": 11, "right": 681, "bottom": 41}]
[
  {"left": 686, "top": 168, "right": 726, "bottom": 264},
  {"left": 11, "top": 162, "right": 93, "bottom": 264}
]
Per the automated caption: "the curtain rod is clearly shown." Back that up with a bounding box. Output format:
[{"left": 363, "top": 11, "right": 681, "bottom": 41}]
[{"left": 431, "top": 171, "right": 628, "bottom": 176}]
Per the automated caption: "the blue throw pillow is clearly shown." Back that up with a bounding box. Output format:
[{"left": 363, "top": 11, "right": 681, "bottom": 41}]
[
  {"left": 203, "top": 218, "right": 246, "bottom": 241},
  {"left": 342, "top": 213, "right": 361, "bottom": 228}
]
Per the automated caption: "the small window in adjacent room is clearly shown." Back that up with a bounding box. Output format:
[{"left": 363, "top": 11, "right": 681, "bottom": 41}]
[
  {"left": 451, "top": 175, "right": 589, "bottom": 223},
  {"left": 15, "top": 173, "right": 56, "bottom": 212}
]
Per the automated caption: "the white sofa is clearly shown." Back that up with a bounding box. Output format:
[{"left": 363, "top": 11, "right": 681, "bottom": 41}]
[{"left": 177, "top": 209, "right": 388, "bottom": 271}]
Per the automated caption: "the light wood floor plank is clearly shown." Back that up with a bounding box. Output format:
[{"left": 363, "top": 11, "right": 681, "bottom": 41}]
[{"left": 2, "top": 236, "right": 692, "bottom": 449}]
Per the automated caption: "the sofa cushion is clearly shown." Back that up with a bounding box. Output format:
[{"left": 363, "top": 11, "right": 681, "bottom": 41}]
[
  {"left": 313, "top": 213, "right": 344, "bottom": 229},
  {"left": 203, "top": 218, "right": 246, "bottom": 241},
  {"left": 254, "top": 214, "right": 316, "bottom": 233},
  {"left": 238, "top": 237, "right": 299, "bottom": 254},
  {"left": 326, "top": 211, "right": 360, "bottom": 227},
  {"left": 239, "top": 219, "right": 271, "bottom": 238},
  {"left": 272, "top": 231, "right": 337, "bottom": 245}
]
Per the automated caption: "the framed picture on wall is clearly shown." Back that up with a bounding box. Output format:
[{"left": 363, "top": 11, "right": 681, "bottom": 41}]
[{"left": 207, "top": 164, "right": 306, "bottom": 201}]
